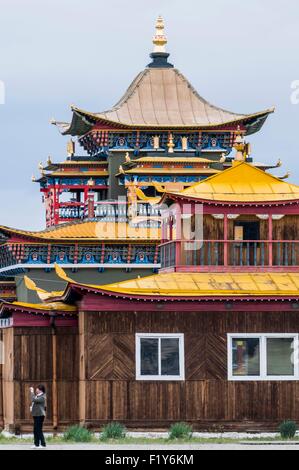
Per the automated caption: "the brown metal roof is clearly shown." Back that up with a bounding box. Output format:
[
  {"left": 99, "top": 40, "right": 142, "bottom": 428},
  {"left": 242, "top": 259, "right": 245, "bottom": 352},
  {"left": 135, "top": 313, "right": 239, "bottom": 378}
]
[{"left": 54, "top": 68, "right": 274, "bottom": 136}]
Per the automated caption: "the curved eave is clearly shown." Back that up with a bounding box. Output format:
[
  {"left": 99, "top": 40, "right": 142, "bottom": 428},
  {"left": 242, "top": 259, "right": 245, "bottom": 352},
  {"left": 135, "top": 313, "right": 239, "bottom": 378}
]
[
  {"left": 54, "top": 283, "right": 299, "bottom": 304},
  {"left": 160, "top": 193, "right": 299, "bottom": 208},
  {"left": 57, "top": 106, "right": 275, "bottom": 137},
  {"left": 0, "top": 226, "right": 159, "bottom": 244},
  {"left": 0, "top": 302, "right": 77, "bottom": 317}
]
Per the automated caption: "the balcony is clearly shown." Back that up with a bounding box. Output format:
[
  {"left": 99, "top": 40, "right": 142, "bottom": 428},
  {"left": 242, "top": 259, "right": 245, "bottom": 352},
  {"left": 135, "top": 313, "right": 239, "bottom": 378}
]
[{"left": 160, "top": 240, "right": 299, "bottom": 271}]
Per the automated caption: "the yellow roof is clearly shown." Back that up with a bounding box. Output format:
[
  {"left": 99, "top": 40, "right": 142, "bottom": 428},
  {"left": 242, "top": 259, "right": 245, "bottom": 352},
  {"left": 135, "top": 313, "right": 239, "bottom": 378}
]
[
  {"left": 172, "top": 161, "right": 299, "bottom": 202},
  {"left": 99, "top": 272, "right": 299, "bottom": 297},
  {"left": 0, "top": 221, "right": 161, "bottom": 242},
  {"left": 23, "top": 266, "right": 299, "bottom": 304},
  {"left": 12, "top": 301, "right": 77, "bottom": 312}
]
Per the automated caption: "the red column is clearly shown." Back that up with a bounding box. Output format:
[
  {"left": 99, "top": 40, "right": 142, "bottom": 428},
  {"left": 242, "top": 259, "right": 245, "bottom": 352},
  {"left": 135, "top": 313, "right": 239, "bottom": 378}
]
[
  {"left": 268, "top": 214, "right": 273, "bottom": 267},
  {"left": 175, "top": 204, "right": 182, "bottom": 268},
  {"left": 224, "top": 213, "right": 229, "bottom": 267},
  {"left": 87, "top": 191, "right": 95, "bottom": 219}
]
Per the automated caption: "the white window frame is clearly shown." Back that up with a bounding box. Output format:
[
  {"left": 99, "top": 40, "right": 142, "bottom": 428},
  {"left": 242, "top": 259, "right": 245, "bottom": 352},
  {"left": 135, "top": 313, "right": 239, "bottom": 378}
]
[
  {"left": 228, "top": 333, "right": 299, "bottom": 382},
  {"left": 136, "top": 333, "right": 185, "bottom": 381}
]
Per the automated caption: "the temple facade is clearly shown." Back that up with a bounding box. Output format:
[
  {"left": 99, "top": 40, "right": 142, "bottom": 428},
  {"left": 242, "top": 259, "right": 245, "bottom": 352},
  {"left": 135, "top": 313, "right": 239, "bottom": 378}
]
[
  {"left": 1, "top": 162, "right": 299, "bottom": 432},
  {"left": 0, "top": 17, "right": 278, "bottom": 303},
  {"left": 1, "top": 18, "right": 298, "bottom": 433}
]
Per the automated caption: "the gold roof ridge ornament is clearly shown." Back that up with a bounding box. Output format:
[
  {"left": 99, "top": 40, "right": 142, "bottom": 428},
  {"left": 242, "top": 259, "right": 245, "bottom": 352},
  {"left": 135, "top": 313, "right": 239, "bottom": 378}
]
[
  {"left": 67, "top": 139, "right": 75, "bottom": 157},
  {"left": 153, "top": 16, "right": 167, "bottom": 53}
]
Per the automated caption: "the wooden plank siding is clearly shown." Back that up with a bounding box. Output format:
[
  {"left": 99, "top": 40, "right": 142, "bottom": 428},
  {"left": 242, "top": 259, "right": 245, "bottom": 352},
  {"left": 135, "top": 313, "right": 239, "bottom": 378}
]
[
  {"left": 78, "top": 310, "right": 299, "bottom": 430},
  {"left": 1, "top": 326, "right": 79, "bottom": 432}
]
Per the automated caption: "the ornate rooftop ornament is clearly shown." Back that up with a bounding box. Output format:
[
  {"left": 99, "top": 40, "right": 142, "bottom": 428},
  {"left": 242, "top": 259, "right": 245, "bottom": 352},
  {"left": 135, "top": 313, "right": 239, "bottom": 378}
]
[
  {"left": 47, "top": 156, "right": 52, "bottom": 166},
  {"left": 148, "top": 17, "right": 173, "bottom": 69},
  {"left": 153, "top": 16, "right": 167, "bottom": 53},
  {"left": 280, "top": 171, "right": 291, "bottom": 180},
  {"left": 276, "top": 158, "right": 283, "bottom": 168},
  {"left": 67, "top": 139, "right": 75, "bottom": 157},
  {"left": 234, "top": 127, "right": 246, "bottom": 162},
  {"left": 87, "top": 178, "right": 95, "bottom": 187}
]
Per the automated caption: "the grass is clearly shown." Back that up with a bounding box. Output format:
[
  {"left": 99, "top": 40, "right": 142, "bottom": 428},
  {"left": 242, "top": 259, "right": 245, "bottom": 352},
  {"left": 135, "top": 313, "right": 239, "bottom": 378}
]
[{"left": 1, "top": 435, "right": 299, "bottom": 446}]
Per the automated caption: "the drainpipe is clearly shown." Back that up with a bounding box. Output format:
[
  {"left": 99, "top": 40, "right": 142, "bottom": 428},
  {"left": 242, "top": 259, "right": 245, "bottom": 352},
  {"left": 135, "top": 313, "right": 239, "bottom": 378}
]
[{"left": 50, "top": 313, "right": 58, "bottom": 431}]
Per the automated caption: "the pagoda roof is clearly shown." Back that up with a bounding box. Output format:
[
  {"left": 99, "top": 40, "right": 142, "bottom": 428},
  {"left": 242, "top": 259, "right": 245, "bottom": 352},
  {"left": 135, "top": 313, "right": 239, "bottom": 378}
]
[
  {"left": 0, "top": 221, "right": 161, "bottom": 242},
  {"left": 118, "top": 168, "right": 220, "bottom": 176},
  {"left": 46, "top": 170, "right": 109, "bottom": 177},
  {"left": 127, "top": 156, "right": 213, "bottom": 164},
  {"left": 166, "top": 161, "right": 299, "bottom": 204},
  {"left": 44, "top": 161, "right": 108, "bottom": 171},
  {"left": 54, "top": 67, "right": 274, "bottom": 136}
]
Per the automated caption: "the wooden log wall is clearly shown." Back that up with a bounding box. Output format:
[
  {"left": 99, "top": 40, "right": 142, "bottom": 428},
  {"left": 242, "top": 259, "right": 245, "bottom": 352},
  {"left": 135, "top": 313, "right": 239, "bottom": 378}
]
[
  {"left": 273, "top": 215, "right": 299, "bottom": 240},
  {"left": 79, "top": 310, "right": 299, "bottom": 430}
]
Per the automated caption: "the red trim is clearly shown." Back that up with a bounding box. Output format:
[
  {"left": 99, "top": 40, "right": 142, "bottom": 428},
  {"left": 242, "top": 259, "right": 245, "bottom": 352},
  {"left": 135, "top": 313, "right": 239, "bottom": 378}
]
[
  {"left": 12, "top": 312, "right": 78, "bottom": 328},
  {"left": 78, "top": 292, "right": 299, "bottom": 312},
  {"left": 165, "top": 195, "right": 299, "bottom": 211}
]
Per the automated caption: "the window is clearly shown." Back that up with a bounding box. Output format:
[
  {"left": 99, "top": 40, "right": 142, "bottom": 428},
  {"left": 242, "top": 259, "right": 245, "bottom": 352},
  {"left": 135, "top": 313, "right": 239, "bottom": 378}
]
[
  {"left": 136, "top": 334, "right": 185, "bottom": 381},
  {"left": 228, "top": 334, "right": 298, "bottom": 381}
]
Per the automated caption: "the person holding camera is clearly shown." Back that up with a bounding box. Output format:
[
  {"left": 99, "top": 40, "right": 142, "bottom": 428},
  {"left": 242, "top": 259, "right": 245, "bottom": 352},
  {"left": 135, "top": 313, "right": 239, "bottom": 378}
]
[{"left": 30, "top": 385, "right": 47, "bottom": 449}]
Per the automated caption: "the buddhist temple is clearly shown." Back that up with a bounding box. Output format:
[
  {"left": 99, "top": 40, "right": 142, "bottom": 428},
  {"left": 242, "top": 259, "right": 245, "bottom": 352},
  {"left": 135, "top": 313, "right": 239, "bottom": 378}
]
[
  {"left": 46, "top": 16, "right": 275, "bottom": 225},
  {"left": 1, "top": 18, "right": 299, "bottom": 434}
]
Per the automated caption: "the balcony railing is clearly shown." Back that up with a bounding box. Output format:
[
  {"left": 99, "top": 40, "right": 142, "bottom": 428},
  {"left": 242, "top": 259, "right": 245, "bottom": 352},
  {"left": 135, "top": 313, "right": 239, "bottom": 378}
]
[{"left": 160, "top": 240, "right": 299, "bottom": 269}]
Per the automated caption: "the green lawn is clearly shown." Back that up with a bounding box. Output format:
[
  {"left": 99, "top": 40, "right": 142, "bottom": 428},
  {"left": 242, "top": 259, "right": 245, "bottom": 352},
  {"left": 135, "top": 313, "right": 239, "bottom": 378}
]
[{"left": 1, "top": 435, "right": 299, "bottom": 445}]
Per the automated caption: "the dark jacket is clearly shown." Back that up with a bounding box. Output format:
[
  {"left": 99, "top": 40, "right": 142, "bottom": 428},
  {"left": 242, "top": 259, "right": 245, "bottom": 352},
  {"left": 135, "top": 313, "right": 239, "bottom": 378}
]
[{"left": 30, "top": 392, "right": 46, "bottom": 417}]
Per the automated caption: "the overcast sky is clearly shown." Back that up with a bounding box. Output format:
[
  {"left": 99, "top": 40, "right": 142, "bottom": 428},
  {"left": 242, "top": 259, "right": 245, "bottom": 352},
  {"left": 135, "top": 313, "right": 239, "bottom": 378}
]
[{"left": 0, "top": 0, "right": 299, "bottom": 230}]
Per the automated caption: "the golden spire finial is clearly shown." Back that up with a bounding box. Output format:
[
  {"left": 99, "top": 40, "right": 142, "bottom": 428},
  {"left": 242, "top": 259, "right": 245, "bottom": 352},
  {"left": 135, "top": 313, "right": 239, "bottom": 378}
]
[{"left": 153, "top": 16, "right": 167, "bottom": 53}]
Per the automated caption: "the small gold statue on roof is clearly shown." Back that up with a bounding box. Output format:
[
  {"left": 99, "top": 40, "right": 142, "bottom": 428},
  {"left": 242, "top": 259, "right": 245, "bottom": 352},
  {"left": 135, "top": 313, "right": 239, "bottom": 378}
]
[
  {"left": 87, "top": 178, "right": 95, "bottom": 187},
  {"left": 38, "top": 162, "right": 44, "bottom": 172},
  {"left": 47, "top": 156, "right": 52, "bottom": 166},
  {"left": 181, "top": 136, "right": 188, "bottom": 152},
  {"left": 119, "top": 165, "right": 125, "bottom": 174},
  {"left": 167, "top": 133, "right": 175, "bottom": 154},
  {"left": 234, "top": 128, "right": 247, "bottom": 162},
  {"left": 153, "top": 135, "right": 160, "bottom": 150},
  {"left": 125, "top": 152, "right": 131, "bottom": 163},
  {"left": 67, "top": 139, "right": 75, "bottom": 157},
  {"left": 220, "top": 153, "right": 226, "bottom": 164}
]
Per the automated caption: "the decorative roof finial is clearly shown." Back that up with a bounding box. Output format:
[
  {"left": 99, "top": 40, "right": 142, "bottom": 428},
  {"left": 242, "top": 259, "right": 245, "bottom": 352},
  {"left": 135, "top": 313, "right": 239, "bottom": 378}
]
[
  {"left": 148, "top": 17, "right": 174, "bottom": 69},
  {"left": 153, "top": 16, "right": 167, "bottom": 53}
]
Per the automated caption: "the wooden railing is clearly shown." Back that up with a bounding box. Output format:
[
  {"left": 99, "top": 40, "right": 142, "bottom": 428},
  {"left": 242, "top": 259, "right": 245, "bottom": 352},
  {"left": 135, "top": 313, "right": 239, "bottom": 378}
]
[{"left": 160, "top": 240, "right": 299, "bottom": 269}]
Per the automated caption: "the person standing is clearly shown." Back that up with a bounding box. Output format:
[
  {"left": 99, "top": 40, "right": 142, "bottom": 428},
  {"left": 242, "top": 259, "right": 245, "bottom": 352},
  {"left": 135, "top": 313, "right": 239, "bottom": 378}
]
[{"left": 30, "top": 385, "right": 47, "bottom": 449}]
